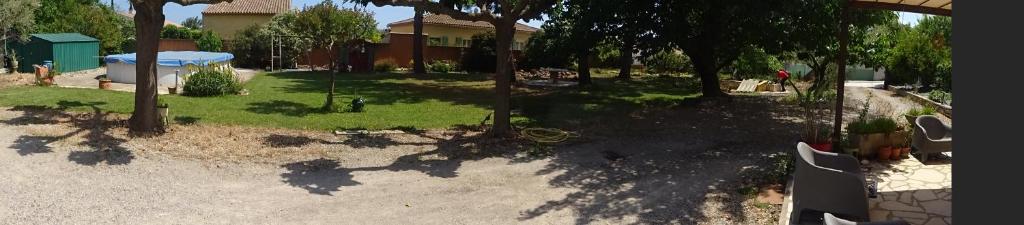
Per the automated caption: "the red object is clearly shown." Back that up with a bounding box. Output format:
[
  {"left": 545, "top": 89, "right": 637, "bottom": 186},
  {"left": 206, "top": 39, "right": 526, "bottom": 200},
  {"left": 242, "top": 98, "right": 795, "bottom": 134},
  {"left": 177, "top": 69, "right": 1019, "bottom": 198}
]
[
  {"left": 777, "top": 69, "right": 790, "bottom": 79},
  {"left": 809, "top": 142, "right": 833, "bottom": 152}
]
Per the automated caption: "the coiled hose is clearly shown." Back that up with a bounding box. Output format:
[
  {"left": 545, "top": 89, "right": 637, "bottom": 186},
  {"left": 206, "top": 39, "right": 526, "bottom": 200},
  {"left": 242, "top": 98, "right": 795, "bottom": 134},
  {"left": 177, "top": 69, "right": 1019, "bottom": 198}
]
[{"left": 520, "top": 128, "right": 580, "bottom": 143}]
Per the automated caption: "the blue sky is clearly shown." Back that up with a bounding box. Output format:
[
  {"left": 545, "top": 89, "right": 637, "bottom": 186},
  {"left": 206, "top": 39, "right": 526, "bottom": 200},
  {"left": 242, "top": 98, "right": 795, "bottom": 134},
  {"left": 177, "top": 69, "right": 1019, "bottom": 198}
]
[{"left": 110, "top": 0, "right": 925, "bottom": 29}]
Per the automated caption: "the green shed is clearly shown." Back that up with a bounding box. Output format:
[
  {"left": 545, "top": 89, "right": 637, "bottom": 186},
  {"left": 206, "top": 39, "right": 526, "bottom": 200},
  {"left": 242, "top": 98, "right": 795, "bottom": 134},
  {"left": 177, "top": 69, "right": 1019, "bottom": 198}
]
[{"left": 11, "top": 33, "right": 100, "bottom": 73}]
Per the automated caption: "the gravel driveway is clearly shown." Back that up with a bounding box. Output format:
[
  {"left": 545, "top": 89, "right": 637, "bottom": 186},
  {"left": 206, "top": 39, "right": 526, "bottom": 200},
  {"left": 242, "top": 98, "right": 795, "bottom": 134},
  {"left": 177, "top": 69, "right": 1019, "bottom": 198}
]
[{"left": 0, "top": 95, "right": 798, "bottom": 225}]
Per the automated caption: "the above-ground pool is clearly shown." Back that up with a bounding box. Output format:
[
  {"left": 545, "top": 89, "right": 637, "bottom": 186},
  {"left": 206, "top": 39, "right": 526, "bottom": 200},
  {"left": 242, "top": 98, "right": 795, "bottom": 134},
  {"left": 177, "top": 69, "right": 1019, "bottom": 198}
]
[{"left": 104, "top": 51, "right": 235, "bottom": 86}]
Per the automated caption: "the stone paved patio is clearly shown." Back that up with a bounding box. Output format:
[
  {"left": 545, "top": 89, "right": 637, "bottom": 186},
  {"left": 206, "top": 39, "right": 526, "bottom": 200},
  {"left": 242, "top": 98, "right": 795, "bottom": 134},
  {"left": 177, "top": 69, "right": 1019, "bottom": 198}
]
[
  {"left": 867, "top": 153, "right": 952, "bottom": 225},
  {"left": 779, "top": 153, "right": 952, "bottom": 225}
]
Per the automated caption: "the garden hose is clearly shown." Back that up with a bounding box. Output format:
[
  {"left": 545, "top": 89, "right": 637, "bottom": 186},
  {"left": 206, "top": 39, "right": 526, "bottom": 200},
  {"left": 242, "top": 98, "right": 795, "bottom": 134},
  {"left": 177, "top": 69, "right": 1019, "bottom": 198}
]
[{"left": 520, "top": 128, "right": 580, "bottom": 143}]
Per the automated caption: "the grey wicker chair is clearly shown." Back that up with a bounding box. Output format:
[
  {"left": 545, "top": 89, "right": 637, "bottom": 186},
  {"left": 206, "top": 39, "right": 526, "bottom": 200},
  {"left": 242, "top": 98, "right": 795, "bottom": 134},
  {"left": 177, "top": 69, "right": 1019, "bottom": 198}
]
[
  {"left": 824, "top": 213, "right": 910, "bottom": 225},
  {"left": 912, "top": 115, "right": 952, "bottom": 162},
  {"left": 791, "top": 142, "right": 869, "bottom": 224}
]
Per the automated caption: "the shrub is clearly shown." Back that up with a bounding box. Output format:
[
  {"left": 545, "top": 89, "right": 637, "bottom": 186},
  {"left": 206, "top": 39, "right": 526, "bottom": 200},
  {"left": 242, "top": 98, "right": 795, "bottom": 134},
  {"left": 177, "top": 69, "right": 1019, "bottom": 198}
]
[
  {"left": 732, "top": 47, "right": 783, "bottom": 80},
  {"left": 643, "top": 50, "right": 690, "bottom": 74},
  {"left": 461, "top": 32, "right": 497, "bottom": 73},
  {"left": 183, "top": 66, "right": 241, "bottom": 97},
  {"left": 928, "top": 90, "right": 951, "bottom": 105},
  {"left": 870, "top": 117, "right": 899, "bottom": 134},
  {"left": 195, "top": 30, "right": 222, "bottom": 52},
  {"left": 905, "top": 107, "right": 936, "bottom": 118},
  {"left": 374, "top": 58, "right": 398, "bottom": 73},
  {"left": 428, "top": 60, "right": 456, "bottom": 73}
]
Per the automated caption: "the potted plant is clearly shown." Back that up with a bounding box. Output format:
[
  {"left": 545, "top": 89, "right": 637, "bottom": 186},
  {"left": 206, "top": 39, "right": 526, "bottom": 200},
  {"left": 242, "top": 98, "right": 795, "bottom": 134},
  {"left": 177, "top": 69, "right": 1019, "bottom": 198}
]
[
  {"left": 904, "top": 107, "right": 936, "bottom": 125},
  {"left": 157, "top": 99, "right": 169, "bottom": 126},
  {"left": 8, "top": 52, "right": 18, "bottom": 74},
  {"left": 98, "top": 75, "right": 112, "bottom": 90},
  {"left": 790, "top": 81, "right": 835, "bottom": 151}
]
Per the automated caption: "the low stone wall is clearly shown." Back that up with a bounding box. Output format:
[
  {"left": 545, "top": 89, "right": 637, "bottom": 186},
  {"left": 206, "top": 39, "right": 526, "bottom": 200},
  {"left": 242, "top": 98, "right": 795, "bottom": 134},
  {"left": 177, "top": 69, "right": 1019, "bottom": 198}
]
[{"left": 887, "top": 86, "right": 953, "bottom": 118}]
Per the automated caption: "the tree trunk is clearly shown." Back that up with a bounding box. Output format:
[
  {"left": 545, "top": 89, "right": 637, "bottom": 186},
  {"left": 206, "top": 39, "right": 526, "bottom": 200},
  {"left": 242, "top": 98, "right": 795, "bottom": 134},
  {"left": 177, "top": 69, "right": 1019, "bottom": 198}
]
[
  {"left": 128, "top": 1, "right": 164, "bottom": 135},
  {"left": 577, "top": 50, "right": 592, "bottom": 86},
  {"left": 689, "top": 47, "right": 726, "bottom": 97},
  {"left": 323, "top": 46, "right": 337, "bottom": 111},
  {"left": 491, "top": 21, "right": 515, "bottom": 136},
  {"left": 617, "top": 37, "right": 634, "bottom": 80},
  {"left": 833, "top": 7, "right": 851, "bottom": 143},
  {"left": 412, "top": 7, "right": 426, "bottom": 74}
]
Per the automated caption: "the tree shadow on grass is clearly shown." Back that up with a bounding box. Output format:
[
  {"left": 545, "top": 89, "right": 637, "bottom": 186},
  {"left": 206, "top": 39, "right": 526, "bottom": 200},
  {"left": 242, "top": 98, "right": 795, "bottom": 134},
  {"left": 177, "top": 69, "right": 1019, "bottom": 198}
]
[
  {"left": 3, "top": 101, "right": 133, "bottom": 166},
  {"left": 246, "top": 100, "right": 321, "bottom": 117},
  {"left": 173, "top": 116, "right": 201, "bottom": 125}
]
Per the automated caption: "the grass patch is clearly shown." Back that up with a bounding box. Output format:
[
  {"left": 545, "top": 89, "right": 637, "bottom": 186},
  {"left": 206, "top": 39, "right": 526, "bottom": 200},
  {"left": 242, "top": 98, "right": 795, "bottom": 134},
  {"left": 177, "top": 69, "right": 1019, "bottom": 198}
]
[{"left": 0, "top": 72, "right": 699, "bottom": 131}]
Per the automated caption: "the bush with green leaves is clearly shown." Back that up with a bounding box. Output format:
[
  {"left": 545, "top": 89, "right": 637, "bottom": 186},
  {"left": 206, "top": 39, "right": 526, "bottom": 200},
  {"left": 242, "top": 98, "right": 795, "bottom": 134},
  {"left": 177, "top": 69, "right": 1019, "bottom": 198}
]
[
  {"left": 732, "top": 47, "right": 784, "bottom": 80},
  {"left": 643, "top": 50, "right": 690, "bottom": 74},
  {"left": 160, "top": 25, "right": 222, "bottom": 52},
  {"left": 461, "top": 32, "right": 497, "bottom": 73},
  {"left": 905, "top": 107, "right": 937, "bottom": 118},
  {"left": 428, "top": 60, "right": 457, "bottom": 73},
  {"left": 928, "top": 90, "right": 951, "bottom": 105},
  {"left": 230, "top": 12, "right": 308, "bottom": 69},
  {"left": 374, "top": 58, "right": 397, "bottom": 73},
  {"left": 183, "top": 66, "right": 241, "bottom": 97}
]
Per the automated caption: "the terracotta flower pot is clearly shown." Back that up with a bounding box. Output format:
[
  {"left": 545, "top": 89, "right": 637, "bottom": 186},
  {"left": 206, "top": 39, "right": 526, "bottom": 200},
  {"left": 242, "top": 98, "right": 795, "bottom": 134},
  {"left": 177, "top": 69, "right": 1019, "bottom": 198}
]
[
  {"left": 99, "top": 79, "right": 112, "bottom": 89},
  {"left": 877, "top": 146, "right": 893, "bottom": 161},
  {"left": 891, "top": 147, "right": 903, "bottom": 160},
  {"left": 900, "top": 147, "right": 911, "bottom": 158},
  {"left": 41, "top": 77, "right": 54, "bottom": 86},
  {"left": 808, "top": 141, "right": 833, "bottom": 152}
]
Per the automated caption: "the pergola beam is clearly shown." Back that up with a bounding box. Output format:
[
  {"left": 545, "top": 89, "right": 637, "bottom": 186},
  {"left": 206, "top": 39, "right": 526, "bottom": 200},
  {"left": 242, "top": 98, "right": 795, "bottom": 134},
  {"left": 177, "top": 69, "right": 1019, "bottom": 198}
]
[{"left": 849, "top": 1, "right": 951, "bottom": 16}]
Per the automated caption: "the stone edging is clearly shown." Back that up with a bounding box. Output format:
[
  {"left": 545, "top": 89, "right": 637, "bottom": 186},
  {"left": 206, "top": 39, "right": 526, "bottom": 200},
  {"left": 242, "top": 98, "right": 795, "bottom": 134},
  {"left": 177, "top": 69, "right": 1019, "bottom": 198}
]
[{"left": 886, "top": 87, "right": 952, "bottom": 118}]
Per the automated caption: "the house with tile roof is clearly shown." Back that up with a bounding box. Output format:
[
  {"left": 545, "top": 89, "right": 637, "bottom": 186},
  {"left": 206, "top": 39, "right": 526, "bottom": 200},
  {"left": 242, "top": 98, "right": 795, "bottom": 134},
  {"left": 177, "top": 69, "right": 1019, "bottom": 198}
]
[
  {"left": 373, "top": 14, "right": 540, "bottom": 68},
  {"left": 201, "top": 0, "right": 290, "bottom": 40}
]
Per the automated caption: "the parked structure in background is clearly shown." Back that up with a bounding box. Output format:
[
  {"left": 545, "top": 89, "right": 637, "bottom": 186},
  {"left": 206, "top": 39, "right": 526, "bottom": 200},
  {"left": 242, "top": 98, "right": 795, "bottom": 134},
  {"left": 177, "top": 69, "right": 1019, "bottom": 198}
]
[
  {"left": 9, "top": 33, "right": 99, "bottom": 73},
  {"left": 375, "top": 14, "right": 539, "bottom": 67},
  {"left": 785, "top": 63, "right": 887, "bottom": 81},
  {"left": 202, "top": 0, "right": 290, "bottom": 41}
]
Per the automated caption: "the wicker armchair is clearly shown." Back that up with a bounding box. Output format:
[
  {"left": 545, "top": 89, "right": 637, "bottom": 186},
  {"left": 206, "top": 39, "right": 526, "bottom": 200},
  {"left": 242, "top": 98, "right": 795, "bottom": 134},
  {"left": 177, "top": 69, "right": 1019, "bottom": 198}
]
[
  {"left": 791, "top": 142, "right": 869, "bottom": 224},
  {"left": 912, "top": 115, "right": 952, "bottom": 162}
]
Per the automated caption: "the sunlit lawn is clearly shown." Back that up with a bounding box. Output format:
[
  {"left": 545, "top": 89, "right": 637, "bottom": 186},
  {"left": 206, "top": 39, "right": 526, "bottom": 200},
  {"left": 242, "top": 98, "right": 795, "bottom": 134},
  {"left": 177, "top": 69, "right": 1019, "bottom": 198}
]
[{"left": 0, "top": 71, "right": 699, "bottom": 131}]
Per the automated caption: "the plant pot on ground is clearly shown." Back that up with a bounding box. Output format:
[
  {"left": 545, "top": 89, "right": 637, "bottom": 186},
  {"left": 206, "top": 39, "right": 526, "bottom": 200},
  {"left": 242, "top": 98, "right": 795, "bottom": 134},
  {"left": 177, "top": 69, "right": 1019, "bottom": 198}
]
[
  {"left": 98, "top": 77, "right": 112, "bottom": 90},
  {"left": 168, "top": 86, "right": 178, "bottom": 94},
  {"left": 877, "top": 146, "right": 893, "bottom": 161},
  {"left": 157, "top": 100, "right": 169, "bottom": 126}
]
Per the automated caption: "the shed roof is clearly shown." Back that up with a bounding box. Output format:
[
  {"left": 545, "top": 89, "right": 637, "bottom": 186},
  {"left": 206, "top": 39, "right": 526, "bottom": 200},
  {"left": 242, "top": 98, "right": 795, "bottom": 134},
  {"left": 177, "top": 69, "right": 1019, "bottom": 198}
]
[
  {"left": 31, "top": 33, "right": 99, "bottom": 43},
  {"left": 202, "top": 0, "right": 290, "bottom": 15}
]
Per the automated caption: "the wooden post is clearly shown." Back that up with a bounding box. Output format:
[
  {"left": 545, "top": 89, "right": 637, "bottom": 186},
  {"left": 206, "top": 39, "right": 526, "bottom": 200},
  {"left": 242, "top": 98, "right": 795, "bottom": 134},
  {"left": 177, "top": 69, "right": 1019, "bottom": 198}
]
[{"left": 833, "top": 5, "right": 851, "bottom": 143}]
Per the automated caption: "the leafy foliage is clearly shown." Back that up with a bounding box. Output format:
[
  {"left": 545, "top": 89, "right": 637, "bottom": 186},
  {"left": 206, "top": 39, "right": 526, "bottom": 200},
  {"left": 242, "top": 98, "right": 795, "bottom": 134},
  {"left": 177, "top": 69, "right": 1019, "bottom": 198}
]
[
  {"left": 0, "top": 0, "right": 38, "bottom": 44},
  {"left": 731, "top": 47, "right": 783, "bottom": 80},
  {"left": 427, "top": 60, "right": 457, "bottom": 73},
  {"left": 373, "top": 58, "right": 397, "bottom": 72},
  {"left": 885, "top": 16, "right": 952, "bottom": 92},
  {"left": 34, "top": 0, "right": 133, "bottom": 55},
  {"left": 182, "top": 16, "right": 202, "bottom": 29},
  {"left": 461, "top": 31, "right": 497, "bottom": 73},
  {"left": 521, "top": 30, "right": 571, "bottom": 69},
  {"left": 160, "top": 25, "right": 222, "bottom": 51},
  {"left": 183, "top": 65, "right": 241, "bottom": 97},
  {"left": 230, "top": 12, "right": 308, "bottom": 69},
  {"left": 643, "top": 50, "right": 690, "bottom": 74}
]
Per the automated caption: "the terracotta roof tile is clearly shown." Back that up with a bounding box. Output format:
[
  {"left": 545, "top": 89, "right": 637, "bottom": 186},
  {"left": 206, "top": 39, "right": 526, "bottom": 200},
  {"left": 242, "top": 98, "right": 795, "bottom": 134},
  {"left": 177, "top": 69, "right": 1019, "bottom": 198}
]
[
  {"left": 202, "top": 0, "right": 290, "bottom": 15},
  {"left": 389, "top": 14, "right": 539, "bottom": 33}
]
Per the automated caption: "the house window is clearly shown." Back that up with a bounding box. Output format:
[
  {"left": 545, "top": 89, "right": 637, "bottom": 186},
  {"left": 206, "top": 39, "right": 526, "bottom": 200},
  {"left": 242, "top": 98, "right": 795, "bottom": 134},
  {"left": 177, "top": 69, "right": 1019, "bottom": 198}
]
[
  {"left": 429, "top": 37, "right": 443, "bottom": 46},
  {"left": 455, "top": 37, "right": 465, "bottom": 47},
  {"left": 441, "top": 36, "right": 449, "bottom": 46}
]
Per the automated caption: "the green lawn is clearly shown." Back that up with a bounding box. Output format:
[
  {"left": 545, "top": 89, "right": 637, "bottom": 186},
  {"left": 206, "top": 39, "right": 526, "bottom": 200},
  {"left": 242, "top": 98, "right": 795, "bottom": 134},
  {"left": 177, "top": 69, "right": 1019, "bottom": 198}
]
[{"left": 0, "top": 72, "right": 699, "bottom": 130}]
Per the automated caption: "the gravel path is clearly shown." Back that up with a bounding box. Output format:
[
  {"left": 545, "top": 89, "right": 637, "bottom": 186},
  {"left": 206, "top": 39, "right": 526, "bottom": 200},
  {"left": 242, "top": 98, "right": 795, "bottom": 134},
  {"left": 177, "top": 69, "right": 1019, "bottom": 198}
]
[
  {"left": 0, "top": 96, "right": 797, "bottom": 225},
  {"left": 843, "top": 86, "right": 951, "bottom": 124}
]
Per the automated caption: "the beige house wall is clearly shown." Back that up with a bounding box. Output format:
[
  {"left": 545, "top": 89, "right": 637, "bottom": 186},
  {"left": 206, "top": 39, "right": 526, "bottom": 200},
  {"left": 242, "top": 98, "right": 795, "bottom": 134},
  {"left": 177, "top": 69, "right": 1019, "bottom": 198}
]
[
  {"left": 389, "top": 24, "right": 535, "bottom": 50},
  {"left": 202, "top": 14, "right": 275, "bottom": 40}
]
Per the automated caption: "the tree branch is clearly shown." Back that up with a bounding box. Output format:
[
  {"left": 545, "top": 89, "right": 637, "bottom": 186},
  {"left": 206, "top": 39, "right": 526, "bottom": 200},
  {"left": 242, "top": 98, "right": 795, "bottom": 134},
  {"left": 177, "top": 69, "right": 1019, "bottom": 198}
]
[
  {"left": 165, "top": 0, "right": 232, "bottom": 6},
  {"left": 369, "top": 0, "right": 496, "bottom": 23}
]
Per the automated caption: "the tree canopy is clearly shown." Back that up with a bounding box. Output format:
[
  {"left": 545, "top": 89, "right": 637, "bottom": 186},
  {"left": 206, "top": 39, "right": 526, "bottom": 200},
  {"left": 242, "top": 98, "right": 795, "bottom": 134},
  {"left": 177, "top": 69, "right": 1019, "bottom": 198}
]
[
  {"left": 35, "top": 0, "right": 134, "bottom": 55},
  {"left": 0, "top": 0, "right": 38, "bottom": 45}
]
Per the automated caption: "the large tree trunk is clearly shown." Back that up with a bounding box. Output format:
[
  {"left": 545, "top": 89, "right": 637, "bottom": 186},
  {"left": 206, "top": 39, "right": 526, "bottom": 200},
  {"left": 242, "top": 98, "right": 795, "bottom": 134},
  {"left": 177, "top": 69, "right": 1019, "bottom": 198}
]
[
  {"left": 128, "top": 1, "right": 164, "bottom": 135},
  {"left": 412, "top": 7, "right": 426, "bottom": 74},
  {"left": 617, "top": 37, "right": 634, "bottom": 80},
  {"left": 689, "top": 47, "right": 726, "bottom": 98},
  {"left": 576, "top": 50, "right": 592, "bottom": 85},
  {"left": 491, "top": 21, "right": 515, "bottom": 136}
]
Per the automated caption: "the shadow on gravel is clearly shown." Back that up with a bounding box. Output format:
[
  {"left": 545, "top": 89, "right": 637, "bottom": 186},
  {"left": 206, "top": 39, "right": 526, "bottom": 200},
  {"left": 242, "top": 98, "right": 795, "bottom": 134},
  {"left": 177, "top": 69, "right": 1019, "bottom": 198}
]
[{"left": 2, "top": 101, "right": 134, "bottom": 166}]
